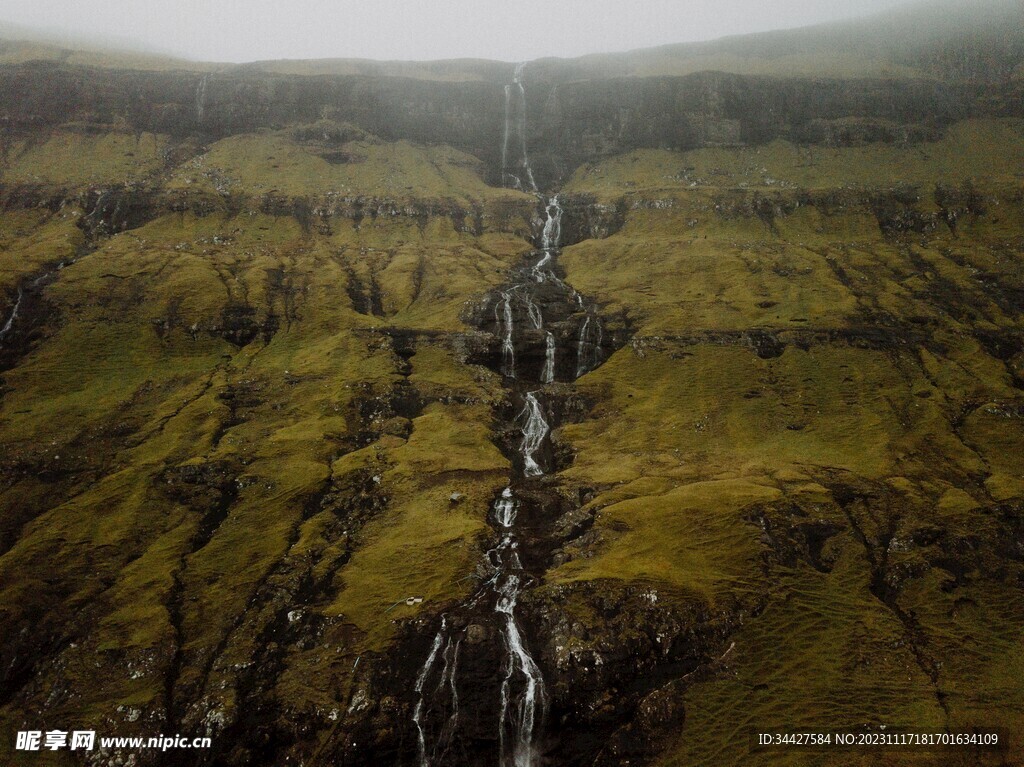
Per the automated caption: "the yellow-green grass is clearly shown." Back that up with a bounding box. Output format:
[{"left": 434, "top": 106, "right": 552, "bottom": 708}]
[
  {"left": 663, "top": 546, "right": 948, "bottom": 767},
  {"left": 166, "top": 129, "right": 531, "bottom": 204},
  {"left": 550, "top": 478, "right": 780, "bottom": 603},
  {"left": 1, "top": 131, "right": 171, "bottom": 188},
  {"left": 561, "top": 344, "right": 956, "bottom": 485},
  {"left": 563, "top": 119, "right": 1024, "bottom": 200},
  {"left": 0, "top": 208, "right": 84, "bottom": 294},
  {"left": 1, "top": 104, "right": 1023, "bottom": 765}
]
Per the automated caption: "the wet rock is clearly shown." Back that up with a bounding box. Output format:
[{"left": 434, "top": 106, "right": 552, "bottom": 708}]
[
  {"left": 870, "top": 186, "right": 940, "bottom": 236},
  {"left": 558, "top": 193, "right": 627, "bottom": 244},
  {"left": 0, "top": 63, "right": 979, "bottom": 190},
  {"left": 524, "top": 580, "right": 735, "bottom": 766},
  {"left": 746, "top": 329, "right": 786, "bottom": 359}
]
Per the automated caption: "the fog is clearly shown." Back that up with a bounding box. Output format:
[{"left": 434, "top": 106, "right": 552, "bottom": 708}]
[{"left": 0, "top": 0, "right": 919, "bottom": 63}]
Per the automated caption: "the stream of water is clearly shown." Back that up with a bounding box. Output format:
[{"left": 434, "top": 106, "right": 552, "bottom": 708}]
[
  {"left": 0, "top": 288, "right": 23, "bottom": 341},
  {"left": 411, "top": 62, "right": 607, "bottom": 767},
  {"left": 501, "top": 63, "right": 537, "bottom": 193}
]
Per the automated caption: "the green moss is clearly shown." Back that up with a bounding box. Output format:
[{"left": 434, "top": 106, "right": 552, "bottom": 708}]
[
  {"left": 1, "top": 131, "right": 170, "bottom": 188},
  {"left": 1, "top": 103, "right": 1023, "bottom": 765},
  {"left": 552, "top": 479, "right": 779, "bottom": 603},
  {"left": 167, "top": 130, "right": 531, "bottom": 205},
  {"left": 564, "top": 119, "right": 1024, "bottom": 200},
  {"left": 0, "top": 209, "right": 85, "bottom": 293},
  {"left": 665, "top": 547, "right": 947, "bottom": 767},
  {"left": 328, "top": 402, "right": 508, "bottom": 649}
]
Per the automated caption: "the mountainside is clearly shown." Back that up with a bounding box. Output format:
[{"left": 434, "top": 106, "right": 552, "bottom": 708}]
[{"left": 1, "top": 2, "right": 1024, "bottom": 765}]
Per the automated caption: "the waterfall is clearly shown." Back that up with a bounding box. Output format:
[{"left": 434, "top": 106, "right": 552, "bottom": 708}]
[
  {"left": 494, "top": 487, "right": 518, "bottom": 527},
  {"left": 495, "top": 291, "right": 516, "bottom": 378},
  {"left": 521, "top": 290, "right": 543, "bottom": 330},
  {"left": 501, "top": 84, "right": 512, "bottom": 187},
  {"left": 195, "top": 74, "right": 209, "bottom": 124},
  {"left": 413, "top": 619, "right": 448, "bottom": 767},
  {"left": 0, "top": 288, "right": 23, "bottom": 341},
  {"left": 519, "top": 392, "right": 549, "bottom": 477},
  {"left": 532, "top": 251, "right": 551, "bottom": 280},
  {"left": 541, "top": 196, "right": 562, "bottom": 252},
  {"left": 514, "top": 64, "right": 537, "bottom": 193},
  {"left": 436, "top": 636, "right": 462, "bottom": 749},
  {"left": 502, "top": 64, "right": 537, "bottom": 192},
  {"left": 542, "top": 333, "right": 556, "bottom": 384},
  {"left": 413, "top": 617, "right": 463, "bottom": 767},
  {"left": 409, "top": 65, "right": 619, "bottom": 767},
  {"left": 576, "top": 316, "right": 591, "bottom": 378},
  {"left": 497, "top": 573, "right": 545, "bottom": 767},
  {"left": 533, "top": 196, "right": 563, "bottom": 283},
  {"left": 414, "top": 488, "right": 544, "bottom": 767},
  {"left": 575, "top": 313, "right": 604, "bottom": 378}
]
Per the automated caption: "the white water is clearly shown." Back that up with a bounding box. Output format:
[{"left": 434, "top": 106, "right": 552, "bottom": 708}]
[
  {"left": 412, "top": 616, "right": 465, "bottom": 767},
  {"left": 411, "top": 68, "right": 611, "bottom": 763},
  {"left": 532, "top": 197, "right": 563, "bottom": 283},
  {"left": 416, "top": 485, "right": 544, "bottom": 766},
  {"left": 541, "top": 196, "right": 562, "bottom": 252},
  {"left": 497, "top": 573, "right": 545, "bottom": 767},
  {"left": 437, "top": 636, "right": 462, "bottom": 747},
  {"left": 413, "top": 619, "right": 448, "bottom": 767},
  {"left": 196, "top": 74, "right": 209, "bottom": 123},
  {"left": 495, "top": 291, "right": 516, "bottom": 378},
  {"left": 0, "top": 288, "right": 22, "bottom": 341},
  {"left": 494, "top": 487, "right": 518, "bottom": 527},
  {"left": 502, "top": 63, "right": 537, "bottom": 192},
  {"left": 520, "top": 290, "right": 543, "bottom": 330},
  {"left": 501, "top": 84, "right": 512, "bottom": 186},
  {"left": 412, "top": 185, "right": 605, "bottom": 767},
  {"left": 542, "top": 333, "right": 556, "bottom": 384},
  {"left": 519, "top": 392, "right": 549, "bottom": 477},
  {"left": 575, "top": 313, "right": 604, "bottom": 378}
]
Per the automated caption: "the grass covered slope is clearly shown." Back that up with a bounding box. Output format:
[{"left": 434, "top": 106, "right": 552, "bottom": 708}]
[
  {"left": 0, "top": 121, "right": 537, "bottom": 763},
  {"left": 547, "top": 117, "right": 1024, "bottom": 764},
  {"left": 0, "top": 57, "right": 1022, "bottom": 767}
]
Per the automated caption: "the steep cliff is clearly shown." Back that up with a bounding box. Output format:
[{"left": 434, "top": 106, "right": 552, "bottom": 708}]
[{"left": 1, "top": 3, "right": 1023, "bottom": 766}]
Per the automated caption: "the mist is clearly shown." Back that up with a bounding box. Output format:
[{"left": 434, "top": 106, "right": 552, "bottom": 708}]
[{"left": 0, "top": 0, "right": 920, "bottom": 63}]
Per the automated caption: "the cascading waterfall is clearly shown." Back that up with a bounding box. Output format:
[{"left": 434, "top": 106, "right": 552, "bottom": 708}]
[
  {"left": 413, "top": 619, "right": 448, "bottom": 767},
  {"left": 532, "top": 196, "right": 562, "bottom": 283},
  {"left": 541, "top": 197, "right": 562, "bottom": 252},
  {"left": 412, "top": 618, "right": 463, "bottom": 767},
  {"left": 542, "top": 333, "right": 556, "bottom": 384},
  {"left": 519, "top": 392, "right": 549, "bottom": 478},
  {"left": 496, "top": 291, "right": 516, "bottom": 378},
  {"left": 520, "top": 290, "right": 543, "bottom": 330},
  {"left": 437, "top": 636, "right": 462, "bottom": 746},
  {"left": 575, "top": 313, "right": 604, "bottom": 378},
  {"left": 501, "top": 84, "right": 512, "bottom": 186},
  {"left": 414, "top": 483, "right": 545, "bottom": 767},
  {"left": 494, "top": 487, "right": 518, "bottom": 527},
  {"left": 514, "top": 64, "right": 537, "bottom": 193},
  {"left": 501, "top": 63, "right": 537, "bottom": 192},
  {"left": 0, "top": 288, "right": 23, "bottom": 341},
  {"left": 409, "top": 65, "right": 613, "bottom": 767},
  {"left": 497, "top": 573, "right": 545, "bottom": 767},
  {"left": 196, "top": 74, "right": 209, "bottom": 124}
]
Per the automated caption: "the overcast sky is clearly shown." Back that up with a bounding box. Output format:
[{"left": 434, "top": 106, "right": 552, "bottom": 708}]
[{"left": 0, "top": 0, "right": 917, "bottom": 63}]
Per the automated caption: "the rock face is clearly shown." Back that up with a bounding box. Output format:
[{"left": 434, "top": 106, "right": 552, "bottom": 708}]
[
  {"left": 1, "top": 9, "right": 1024, "bottom": 767},
  {"left": 0, "top": 63, "right": 996, "bottom": 191}
]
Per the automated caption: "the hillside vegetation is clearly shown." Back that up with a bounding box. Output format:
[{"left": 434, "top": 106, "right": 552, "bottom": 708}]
[{"left": 0, "top": 3, "right": 1023, "bottom": 765}]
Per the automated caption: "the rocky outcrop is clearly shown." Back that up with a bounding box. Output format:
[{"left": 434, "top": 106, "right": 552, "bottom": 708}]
[{"left": 1, "top": 63, "right": 1011, "bottom": 189}]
